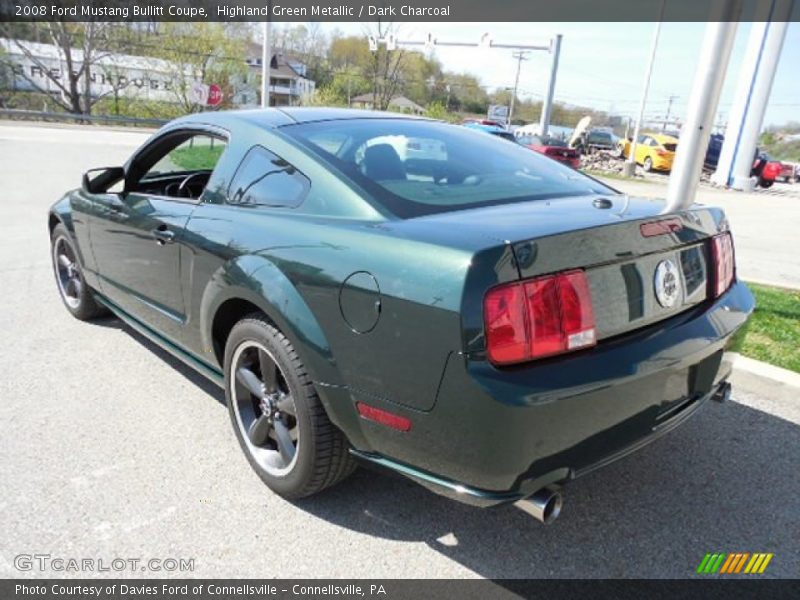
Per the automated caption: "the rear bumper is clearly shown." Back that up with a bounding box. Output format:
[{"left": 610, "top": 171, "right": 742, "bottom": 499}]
[
  {"left": 346, "top": 281, "right": 754, "bottom": 506},
  {"left": 352, "top": 378, "right": 727, "bottom": 507}
]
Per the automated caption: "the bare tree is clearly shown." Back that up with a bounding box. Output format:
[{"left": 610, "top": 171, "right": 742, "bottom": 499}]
[
  {"left": 0, "top": 21, "right": 123, "bottom": 114},
  {"left": 365, "top": 22, "right": 406, "bottom": 111}
]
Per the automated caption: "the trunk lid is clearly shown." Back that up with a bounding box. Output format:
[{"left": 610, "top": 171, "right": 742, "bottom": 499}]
[{"left": 408, "top": 193, "right": 726, "bottom": 342}]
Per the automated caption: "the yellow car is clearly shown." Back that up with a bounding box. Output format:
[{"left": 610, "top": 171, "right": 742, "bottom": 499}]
[{"left": 616, "top": 133, "right": 678, "bottom": 172}]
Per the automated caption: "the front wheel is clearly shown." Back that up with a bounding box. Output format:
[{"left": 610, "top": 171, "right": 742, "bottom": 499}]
[
  {"left": 50, "top": 224, "right": 106, "bottom": 320},
  {"left": 758, "top": 178, "right": 774, "bottom": 189},
  {"left": 224, "top": 314, "right": 355, "bottom": 499}
]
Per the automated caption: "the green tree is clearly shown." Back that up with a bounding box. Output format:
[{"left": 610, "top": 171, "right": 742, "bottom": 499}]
[{"left": 154, "top": 23, "right": 249, "bottom": 113}]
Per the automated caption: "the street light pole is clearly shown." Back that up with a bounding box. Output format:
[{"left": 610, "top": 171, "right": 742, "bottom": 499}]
[
  {"left": 261, "top": 20, "right": 271, "bottom": 108},
  {"left": 538, "top": 34, "right": 562, "bottom": 138},
  {"left": 623, "top": 0, "right": 666, "bottom": 177}
]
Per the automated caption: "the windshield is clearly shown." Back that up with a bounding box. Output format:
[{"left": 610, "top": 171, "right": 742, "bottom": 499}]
[{"left": 284, "top": 119, "right": 612, "bottom": 218}]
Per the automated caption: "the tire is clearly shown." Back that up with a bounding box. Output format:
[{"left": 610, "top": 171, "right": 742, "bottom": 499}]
[
  {"left": 615, "top": 144, "right": 625, "bottom": 159},
  {"left": 224, "top": 314, "right": 355, "bottom": 499},
  {"left": 50, "top": 223, "right": 106, "bottom": 321},
  {"left": 643, "top": 157, "right": 653, "bottom": 172},
  {"left": 758, "top": 178, "right": 774, "bottom": 189}
]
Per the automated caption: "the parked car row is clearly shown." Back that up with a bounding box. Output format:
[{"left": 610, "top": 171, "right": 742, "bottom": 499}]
[
  {"left": 464, "top": 122, "right": 581, "bottom": 169},
  {"left": 464, "top": 120, "right": 795, "bottom": 186}
]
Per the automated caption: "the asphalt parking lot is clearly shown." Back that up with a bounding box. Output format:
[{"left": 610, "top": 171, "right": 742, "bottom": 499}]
[{"left": 0, "top": 122, "right": 798, "bottom": 580}]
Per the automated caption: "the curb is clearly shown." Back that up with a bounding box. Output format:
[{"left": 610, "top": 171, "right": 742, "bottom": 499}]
[
  {"left": 729, "top": 353, "right": 800, "bottom": 389},
  {"left": 0, "top": 119, "right": 159, "bottom": 134}
]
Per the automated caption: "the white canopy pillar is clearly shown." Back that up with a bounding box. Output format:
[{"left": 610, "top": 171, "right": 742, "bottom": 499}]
[
  {"left": 663, "top": 6, "right": 741, "bottom": 213},
  {"left": 711, "top": 1, "right": 792, "bottom": 190}
]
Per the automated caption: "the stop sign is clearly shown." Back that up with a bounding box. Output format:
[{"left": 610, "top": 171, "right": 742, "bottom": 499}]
[{"left": 207, "top": 84, "right": 223, "bottom": 107}]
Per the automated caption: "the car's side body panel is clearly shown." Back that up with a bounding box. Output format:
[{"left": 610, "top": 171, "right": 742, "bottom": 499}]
[
  {"left": 90, "top": 194, "right": 197, "bottom": 341},
  {"left": 184, "top": 202, "right": 472, "bottom": 413}
]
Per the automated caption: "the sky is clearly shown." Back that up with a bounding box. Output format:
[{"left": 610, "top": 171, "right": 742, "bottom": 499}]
[{"left": 315, "top": 21, "right": 799, "bottom": 128}]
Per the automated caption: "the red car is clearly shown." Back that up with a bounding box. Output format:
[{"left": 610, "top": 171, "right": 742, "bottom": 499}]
[
  {"left": 518, "top": 134, "right": 581, "bottom": 168},
  {"left": 753, "top": 154, "right": 782, "bottom": 188}
]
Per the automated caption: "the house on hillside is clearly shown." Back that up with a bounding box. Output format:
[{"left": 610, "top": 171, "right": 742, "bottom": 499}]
[
  {"left": 351, "top": 93, "right": 425, "bottom": 115},
  {"left": 244, "top": 43, "right": 316, "bottom": 107}
]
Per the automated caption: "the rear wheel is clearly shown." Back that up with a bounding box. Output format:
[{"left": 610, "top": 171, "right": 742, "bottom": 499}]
[
  {"left": 50, "top": 224, "right": 106, "bottom": 320},
  {"left": 224, "top": 314, "right": 355, "bottom": 499},
  {"left": 758, "top": 178, "right": 774, "bottom": 189},
  {"left": 643, "top": 157, "right": 654, "bottom": 172}
]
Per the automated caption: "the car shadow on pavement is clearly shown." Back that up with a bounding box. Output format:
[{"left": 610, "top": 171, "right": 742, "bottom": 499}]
[
  {"left": 93, "top": 320, "right": 798, "bottom": 578},
  {"left": 293, "top": 399, "right": 799, "bottom": 579},
  {"left": 91, "top": 317, "right": 225, "bottom": 403}
]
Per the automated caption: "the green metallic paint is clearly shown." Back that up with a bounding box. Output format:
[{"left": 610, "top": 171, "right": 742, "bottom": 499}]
[{"left": 49, "top": 108, "right": 755, "bottom": 507}]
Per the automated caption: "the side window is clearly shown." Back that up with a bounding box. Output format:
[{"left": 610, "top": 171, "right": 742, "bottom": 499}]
[
  {"left": 227, "top": 146, "right": 310, "bottom": 208},
  {"left": 147, "top": 135, "right": 226, "bottom": 178}
]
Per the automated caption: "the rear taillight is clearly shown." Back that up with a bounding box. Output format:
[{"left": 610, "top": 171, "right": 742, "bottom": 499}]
[
  {"left": 710, "top": 232, "right": 735, "bottom": 297},
  {"left": 484, "top": 270, "right": 596, "bottom": 365}
]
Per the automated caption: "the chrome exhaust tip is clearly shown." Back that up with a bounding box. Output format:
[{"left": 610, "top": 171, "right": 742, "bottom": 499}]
[
  {"left": 712, "top": 381, "right": 732, "bottom": 403},
  {"left": 514, "top": 485, "right": 563, "bottom": 524}
]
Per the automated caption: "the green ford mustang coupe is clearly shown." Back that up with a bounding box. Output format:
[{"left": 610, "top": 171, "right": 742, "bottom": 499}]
[{"left": 49, "top": 108, "right": 753, "bottom": 523}]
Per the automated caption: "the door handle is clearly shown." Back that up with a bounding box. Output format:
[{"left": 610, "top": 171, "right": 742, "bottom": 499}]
[{"left": 151, "top": 226, "right": 175, "bottom": 245}]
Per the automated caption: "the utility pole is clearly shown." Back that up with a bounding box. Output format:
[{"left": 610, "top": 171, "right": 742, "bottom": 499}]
[
  {"left": 364, "top": 32, "right": 558, "bottom": 130},
  {"left": 663, "top": 94, "right": 678, "bottom": 131},
  {"left": 508, "top": 50, "right": 529, "bottom": 128},
  {"left": 261, "top": 20, "right": 271, "bottom": 108},
  {"left": 426, "top": 75, "right": 436, "bottom": 104},
  {"left": 623, "top": 0, "right": 666, "bottom": 177}
]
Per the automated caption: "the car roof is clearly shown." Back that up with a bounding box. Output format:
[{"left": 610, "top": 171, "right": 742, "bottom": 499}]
[{"left": 170, "top": 107, "right": 432, "bottom": 130}]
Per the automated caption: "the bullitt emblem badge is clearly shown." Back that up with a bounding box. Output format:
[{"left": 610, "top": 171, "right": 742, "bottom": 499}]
[{"left": 654, "top": 259, "right": 681, "bottom": 308}]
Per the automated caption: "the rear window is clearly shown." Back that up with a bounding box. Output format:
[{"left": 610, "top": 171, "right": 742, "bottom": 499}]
[
  {"left": 662, "top": 143, "right": 677, "bottom": 152},
  {"left": 284, "top": 119, "right": 611, "bottom": 218}
]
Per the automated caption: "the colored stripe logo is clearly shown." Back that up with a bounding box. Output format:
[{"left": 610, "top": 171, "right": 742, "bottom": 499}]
[{"left": 697, "top": 552, "right": 773, "bottom": 574}]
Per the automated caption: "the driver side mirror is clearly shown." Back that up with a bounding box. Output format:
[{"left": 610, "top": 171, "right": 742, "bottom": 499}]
[{"left": 82, "top": 166, "right": 125, "bottom": 194}]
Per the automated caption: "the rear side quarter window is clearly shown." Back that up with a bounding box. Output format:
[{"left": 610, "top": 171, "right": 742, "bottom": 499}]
[{"left": 227, "top": 146, "right": 310, "bottom": 208}]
